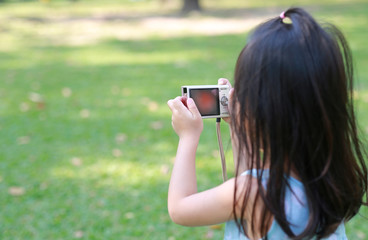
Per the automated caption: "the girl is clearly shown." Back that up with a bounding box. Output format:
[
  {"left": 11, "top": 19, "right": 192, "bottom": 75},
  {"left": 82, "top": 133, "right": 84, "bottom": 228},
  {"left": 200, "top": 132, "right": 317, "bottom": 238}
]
[{"left": 167, "top": 8, "right": 367, "bottom": 240}]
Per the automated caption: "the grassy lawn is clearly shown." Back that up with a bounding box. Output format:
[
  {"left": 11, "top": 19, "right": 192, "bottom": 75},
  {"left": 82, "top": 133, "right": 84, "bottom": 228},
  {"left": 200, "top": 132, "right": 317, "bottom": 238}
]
[{"left": 0, "top": 0, "right": 367, "bottom": 239}]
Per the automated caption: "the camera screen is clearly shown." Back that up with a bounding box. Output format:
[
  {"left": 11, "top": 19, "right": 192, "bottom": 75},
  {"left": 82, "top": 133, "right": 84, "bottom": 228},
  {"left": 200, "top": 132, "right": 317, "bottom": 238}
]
[{"left": 190, "top": 88, "right": 220, "bottom": 116}]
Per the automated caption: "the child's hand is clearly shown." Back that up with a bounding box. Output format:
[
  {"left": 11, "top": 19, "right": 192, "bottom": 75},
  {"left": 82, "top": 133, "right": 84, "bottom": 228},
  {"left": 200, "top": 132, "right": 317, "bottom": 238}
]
[
  {"left": 167, "top": 96, "right": 203, "bottom": 140},
  {"left": 218, "top": 78, "right": 234, "bottom": 124}
]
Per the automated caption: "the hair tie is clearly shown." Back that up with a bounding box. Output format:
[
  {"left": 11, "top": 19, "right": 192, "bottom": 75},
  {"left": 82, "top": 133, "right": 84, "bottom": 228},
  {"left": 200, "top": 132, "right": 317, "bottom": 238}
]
[
  {"left": 280, "top": 11, "right": 285, "bottom": 19},
  {"left": 280, "top": 11, "right": 292, "bottom": 24}
]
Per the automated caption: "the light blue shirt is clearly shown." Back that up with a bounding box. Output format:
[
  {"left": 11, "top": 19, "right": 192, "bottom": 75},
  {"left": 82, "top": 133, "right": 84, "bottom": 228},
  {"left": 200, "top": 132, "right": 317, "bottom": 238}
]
[{"left": 224, "top": 169, "right": 347, "bottom": 240}]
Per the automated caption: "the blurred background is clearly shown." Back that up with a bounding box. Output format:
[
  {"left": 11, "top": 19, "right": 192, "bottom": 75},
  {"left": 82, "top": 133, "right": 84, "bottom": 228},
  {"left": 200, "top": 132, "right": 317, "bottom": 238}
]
[{"left": 0, "top": 0, "right": 367, "bottom": 239}]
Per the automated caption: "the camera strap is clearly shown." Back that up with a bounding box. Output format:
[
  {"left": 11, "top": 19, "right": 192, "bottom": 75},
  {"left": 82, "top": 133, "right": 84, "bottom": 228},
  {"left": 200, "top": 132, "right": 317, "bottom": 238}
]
[{"left": 216, "top": 118, "right": 227, "bottom": 182}]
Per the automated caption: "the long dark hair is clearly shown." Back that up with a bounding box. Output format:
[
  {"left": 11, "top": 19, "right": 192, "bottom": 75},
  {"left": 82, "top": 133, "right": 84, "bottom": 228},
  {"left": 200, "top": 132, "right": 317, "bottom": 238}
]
[{"left": 231, "top": 7, "right": 368, "bottom": 239}]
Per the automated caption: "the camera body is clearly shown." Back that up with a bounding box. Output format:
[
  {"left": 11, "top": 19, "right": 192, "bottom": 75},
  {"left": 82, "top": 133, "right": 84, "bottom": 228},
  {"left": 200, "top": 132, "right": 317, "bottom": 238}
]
[{"left": 181, "top": 85, "right": 230, "bottom": 119}]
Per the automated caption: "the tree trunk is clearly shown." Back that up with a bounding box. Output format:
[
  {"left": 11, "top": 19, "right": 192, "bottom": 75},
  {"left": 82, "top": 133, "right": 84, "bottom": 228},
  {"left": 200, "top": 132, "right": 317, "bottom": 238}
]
[{"left": 182, "top": 0, "right": 201, "bottom": 14}]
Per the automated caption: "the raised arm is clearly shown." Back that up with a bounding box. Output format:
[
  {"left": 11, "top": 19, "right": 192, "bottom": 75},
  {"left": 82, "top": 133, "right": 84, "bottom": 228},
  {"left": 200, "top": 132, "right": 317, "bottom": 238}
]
[{"left": 167, "top": 96, "right": 236, "bottom": 226}]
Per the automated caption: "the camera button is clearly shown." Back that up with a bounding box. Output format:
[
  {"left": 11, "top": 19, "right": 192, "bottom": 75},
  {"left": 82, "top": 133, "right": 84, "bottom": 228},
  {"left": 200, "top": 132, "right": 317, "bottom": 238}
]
[{"left": 221, "top": 96, "right": 228, "bottom": 106}]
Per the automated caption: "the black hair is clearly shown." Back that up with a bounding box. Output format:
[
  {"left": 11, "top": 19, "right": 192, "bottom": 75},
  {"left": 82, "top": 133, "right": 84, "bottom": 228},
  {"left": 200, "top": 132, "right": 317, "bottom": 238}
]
[{"left": 231, "top": 7, "right": 368, "bottom": 239}]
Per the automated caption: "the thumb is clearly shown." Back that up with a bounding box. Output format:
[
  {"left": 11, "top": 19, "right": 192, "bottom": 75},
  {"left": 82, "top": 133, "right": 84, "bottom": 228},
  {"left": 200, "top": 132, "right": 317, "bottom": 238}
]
[{"left": 187, "top": 98, "right": 201, "bottom": 118}]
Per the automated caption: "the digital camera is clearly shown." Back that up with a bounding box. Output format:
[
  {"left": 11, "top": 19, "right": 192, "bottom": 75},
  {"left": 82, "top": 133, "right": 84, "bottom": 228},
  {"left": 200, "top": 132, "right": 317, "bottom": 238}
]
[{"left": 181, "top": 85, "right": 230, "bottom": 119}]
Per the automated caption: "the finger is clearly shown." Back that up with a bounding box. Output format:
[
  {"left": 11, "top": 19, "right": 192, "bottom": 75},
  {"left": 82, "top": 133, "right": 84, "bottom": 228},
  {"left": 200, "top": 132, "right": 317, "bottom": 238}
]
[
  {"left": 171, "top": 96, "right": 187, "bottom": 111},
  {"left": 218, "top": 78, "right": 227, "bottom": 85},
  {"left": 169, "top": 97, "right": 191, "bottom": 119},
  {"left": 186, "top": 98, "right": 201, "bottom": 118},
  {"left": 218, "top": 78, "right": 232, "bottom": 88},
  {"left": 168, "top": 97, "right": 183, "bottom": 111},
  {"left": 167, "top": 99, "right": 175, "bottom": 111}
]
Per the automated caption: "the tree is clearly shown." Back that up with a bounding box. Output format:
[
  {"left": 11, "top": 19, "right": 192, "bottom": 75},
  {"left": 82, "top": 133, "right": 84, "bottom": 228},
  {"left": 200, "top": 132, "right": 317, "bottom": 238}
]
[{"left": 181, "top": 0, "right": 201, "bottom": 14}]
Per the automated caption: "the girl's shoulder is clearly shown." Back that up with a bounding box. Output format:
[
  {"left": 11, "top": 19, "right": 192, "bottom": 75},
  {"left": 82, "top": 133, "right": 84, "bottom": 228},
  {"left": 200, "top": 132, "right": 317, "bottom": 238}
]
[{"left": 233, "top": 170, "right": 266, "bottom": 222}]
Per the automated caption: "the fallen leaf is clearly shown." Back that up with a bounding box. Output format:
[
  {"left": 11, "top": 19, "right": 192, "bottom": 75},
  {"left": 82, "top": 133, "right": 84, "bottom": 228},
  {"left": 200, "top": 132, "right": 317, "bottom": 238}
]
[
  {"left": 148, "top": 101, "right": 159, "bottom": 112},
  {"left": 357, "top": 231, "right": 366, "bottom": 239},
  {"left": 17, "top": 136, "right": 30, "bottom": 145},
  {"left": 210, "top": 225, "right": 223, "bottom": 230},
  {"left": 174, "top": 60, "right": 187, "bottom": 68},
  {"left": 80, "top": 109, "right": 90, "bottom": 118},
  {"left": 160, "top": 164, "right": 170, "bottom": 175},
  {"left": 125, "top": 212, "right": 135, "bottom": 219},
  {"left": 74, "top": 230, "right": 84, "bottom": 238},
  {"left": 150, "top": 121, "right": 163, "bottom": 130},
  {"left": 112, "top": 149, "right": 122, "bottom": 157},
  {"left": 19, "top": 102, "right": 30, "bottom": 112},
  {"left": 71, "top": 157, "right": 83, "bottom": 167},
  {"left": 363, "top": 93, "right": 368, "bottom": 103},
  {"left": 122, "top": 88, "right": 131, "bottom": 96},
  {"left": 353, "top": 90, "right": 359, "bottom": 100},
  {"left": 37, "top": 102, "right": 46, "bottom": 110},
  {"left": 9, "top": 187, "right": 25, "bottom": 196},
  {"left": 115, "top": 133, "right": 127, "bottom": 144},
  {"left": 62, "top": 87, "right": 72, "bottom": 98},
  {"left": 29, "top": 92, "right": 43, "bottom": 103},
  {"left": 212, "top": 150, "right": 219, "bottom": 158}
]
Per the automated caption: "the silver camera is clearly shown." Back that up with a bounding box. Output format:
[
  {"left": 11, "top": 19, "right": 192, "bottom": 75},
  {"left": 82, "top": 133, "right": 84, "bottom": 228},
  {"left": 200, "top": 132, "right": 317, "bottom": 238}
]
[{"left": 181, "top": 85, "right": 230, "bottom": 119}]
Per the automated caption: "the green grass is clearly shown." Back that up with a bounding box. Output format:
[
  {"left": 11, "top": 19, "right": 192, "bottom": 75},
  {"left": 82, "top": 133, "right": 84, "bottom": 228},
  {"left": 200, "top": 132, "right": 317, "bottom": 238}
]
[{"left": 0, "top": 0, "right": 367, "bottom": 239}]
